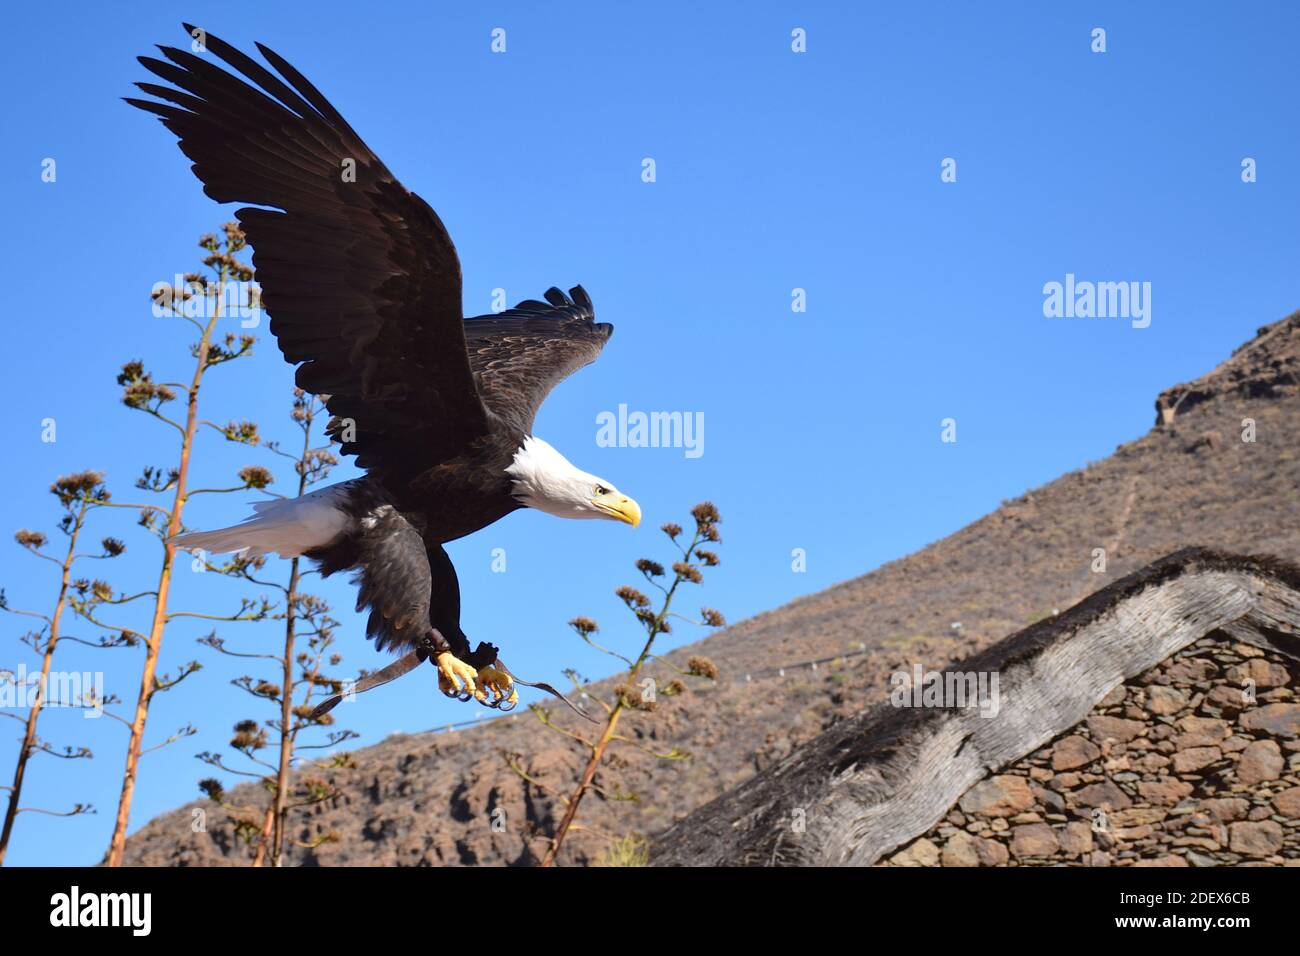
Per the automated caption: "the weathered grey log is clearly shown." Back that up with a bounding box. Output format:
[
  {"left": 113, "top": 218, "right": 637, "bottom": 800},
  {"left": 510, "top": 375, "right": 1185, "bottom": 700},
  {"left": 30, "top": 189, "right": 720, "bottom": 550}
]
[{"left": 650, "top": 548, "right": 1300, "bottom": 867}]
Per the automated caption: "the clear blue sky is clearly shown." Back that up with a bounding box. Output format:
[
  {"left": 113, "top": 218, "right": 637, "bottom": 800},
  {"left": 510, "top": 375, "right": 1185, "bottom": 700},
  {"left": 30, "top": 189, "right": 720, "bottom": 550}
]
[{"left": 1, "top": 2, "right": 1297, "bottom": 866}]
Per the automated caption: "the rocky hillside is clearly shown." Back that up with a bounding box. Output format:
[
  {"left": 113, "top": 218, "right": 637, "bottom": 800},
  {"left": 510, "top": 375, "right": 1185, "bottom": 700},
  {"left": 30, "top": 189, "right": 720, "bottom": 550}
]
[{"left": 122, "top": 311, "right": 1300, "bottom": 866}]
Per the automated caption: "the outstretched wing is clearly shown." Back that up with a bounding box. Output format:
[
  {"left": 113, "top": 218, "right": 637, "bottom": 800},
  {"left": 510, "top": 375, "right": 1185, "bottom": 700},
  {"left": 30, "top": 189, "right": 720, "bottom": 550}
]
[
  {"left": 464, "top": 286, "right": 613, "bottom": 433},
  {"left": 126, "top": 25, "right": 490, "bottom": 478}
]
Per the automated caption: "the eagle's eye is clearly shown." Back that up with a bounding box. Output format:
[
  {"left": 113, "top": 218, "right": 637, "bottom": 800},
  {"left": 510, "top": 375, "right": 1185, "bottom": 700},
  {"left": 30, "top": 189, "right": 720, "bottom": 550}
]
[{"left": 594, "top": 484, "right": 610, "bottom": 496}]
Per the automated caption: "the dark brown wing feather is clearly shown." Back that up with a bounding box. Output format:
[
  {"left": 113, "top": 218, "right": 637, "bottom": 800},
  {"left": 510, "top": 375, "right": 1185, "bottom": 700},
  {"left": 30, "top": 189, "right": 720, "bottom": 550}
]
[
  {"left": 348, "top": 506, "right": 432, "bottom": 653},
  {"left": 125, "top": 25, "right": 490, "bottom": 478},
  {"left": 464, "top": 286, "right": 613, "bottom": 433},
  {"left": 306, "top": 486, "right": 438, "bottom": 655}
]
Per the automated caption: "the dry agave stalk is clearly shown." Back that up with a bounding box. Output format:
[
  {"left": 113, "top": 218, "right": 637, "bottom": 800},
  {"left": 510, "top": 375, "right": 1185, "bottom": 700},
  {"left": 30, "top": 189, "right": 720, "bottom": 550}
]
[
  {"left": 196, "top": 389, "right": 355, "bottom": 866},
  {"left": 0, "top": 471, "right": 119, "bottom": 864},
  {"left": 508, "top": 502, "right": 726, "bottom": 867},
  {"left": 98, "top": 224, "right": 274, "bottom": 867}
]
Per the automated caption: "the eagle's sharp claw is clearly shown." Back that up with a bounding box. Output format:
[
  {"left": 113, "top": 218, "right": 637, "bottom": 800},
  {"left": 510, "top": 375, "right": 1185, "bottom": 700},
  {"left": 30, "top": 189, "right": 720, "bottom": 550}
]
[
  {"left": 436, "top": 651, "right": 481, "bottom": 699},
  {"left": 477, "top": 665, "right": 515, "bottom": 706}
]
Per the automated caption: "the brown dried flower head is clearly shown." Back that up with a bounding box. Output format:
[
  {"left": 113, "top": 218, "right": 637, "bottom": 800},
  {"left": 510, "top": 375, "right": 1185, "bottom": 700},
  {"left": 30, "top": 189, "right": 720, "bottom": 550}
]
[
  {"left": 568, "top": 616, "right": 599, "bottom": 636},
  {"left": 118, "top": 362, "right": 175, "bottom": 410},
  {"left": 636, "top": 558, "right": 664, "bottom": 577},
  {"left": 198, "top": 778, "right": 225, "bottom": 803},
  {"left": 51, "top": 471, "right": 109, "bottom": 507},
  {"left": 691, "top": 501, "right": 720, "bottom": 526},
  {"left": 238, "top": 465, "right": 274, "bottom": 489},
  {"left": 117, "top": 360, "right": 146, "bottom": 385},
  {"left": 221, "top": 221, "right": 247, "bottom": 250},
  {"left": 230, "top": 719, "right": 267, "bottom": 750},
  {"left": 701, "top": 607, "right": 726, "bottom": 628},
  {"left": 615, "top": 585, "right": 651, "bottom": 608},
  {"left": 224, "top": 420, "right": 261, "bottom": 445},
  {"left": 615, "top": 683, "right": 656, "bottom": 712},
  {"left": 15, "top": 530, "right": 47, "bottom": 549},
  {"left": 687, "top": 655, "right": 719, "bottom": 680},
  {"left": 672, "top": 562, "right": 703, "bottom": 584}
]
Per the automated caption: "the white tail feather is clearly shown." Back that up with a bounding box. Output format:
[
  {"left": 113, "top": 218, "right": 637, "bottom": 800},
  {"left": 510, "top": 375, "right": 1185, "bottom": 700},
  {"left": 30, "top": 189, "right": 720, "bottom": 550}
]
[{"left": 171, "top": 482, "right": 353, "bottom": 559}]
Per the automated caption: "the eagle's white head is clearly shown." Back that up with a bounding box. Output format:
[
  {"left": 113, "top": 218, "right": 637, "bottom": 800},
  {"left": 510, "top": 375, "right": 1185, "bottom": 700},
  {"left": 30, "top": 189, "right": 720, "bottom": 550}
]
[{"left": 506, "top": 436, "right": 641, "bottom": 526}]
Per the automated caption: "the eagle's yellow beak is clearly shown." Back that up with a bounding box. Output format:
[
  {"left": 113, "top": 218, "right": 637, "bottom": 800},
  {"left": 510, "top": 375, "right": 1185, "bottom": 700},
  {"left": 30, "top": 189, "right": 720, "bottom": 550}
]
[{"left": 596, "top": 492, "right": 641, "bottom": 527}]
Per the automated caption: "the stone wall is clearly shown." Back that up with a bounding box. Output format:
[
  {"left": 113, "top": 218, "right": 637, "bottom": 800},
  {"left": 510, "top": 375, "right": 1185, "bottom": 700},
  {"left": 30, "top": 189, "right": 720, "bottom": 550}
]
[{"left": 887, "top": 635, "right": 1300, "bottom": 866}]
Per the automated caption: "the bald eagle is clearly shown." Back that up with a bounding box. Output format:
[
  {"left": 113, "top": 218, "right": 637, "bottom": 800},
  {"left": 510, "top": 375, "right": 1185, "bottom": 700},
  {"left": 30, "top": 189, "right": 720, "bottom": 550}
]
[{"left": 127, "top": 26, "right": 641, "bottom": 712}]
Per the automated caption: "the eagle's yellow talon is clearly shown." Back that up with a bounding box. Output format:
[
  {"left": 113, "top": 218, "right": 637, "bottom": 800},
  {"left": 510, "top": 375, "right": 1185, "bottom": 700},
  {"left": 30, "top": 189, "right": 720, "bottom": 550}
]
[
  {"left": 435, "top": 652, "right": 479, "bottom": 697},
  {"left": 477, "top": 665, "right": 514, "bottom": 704}
]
